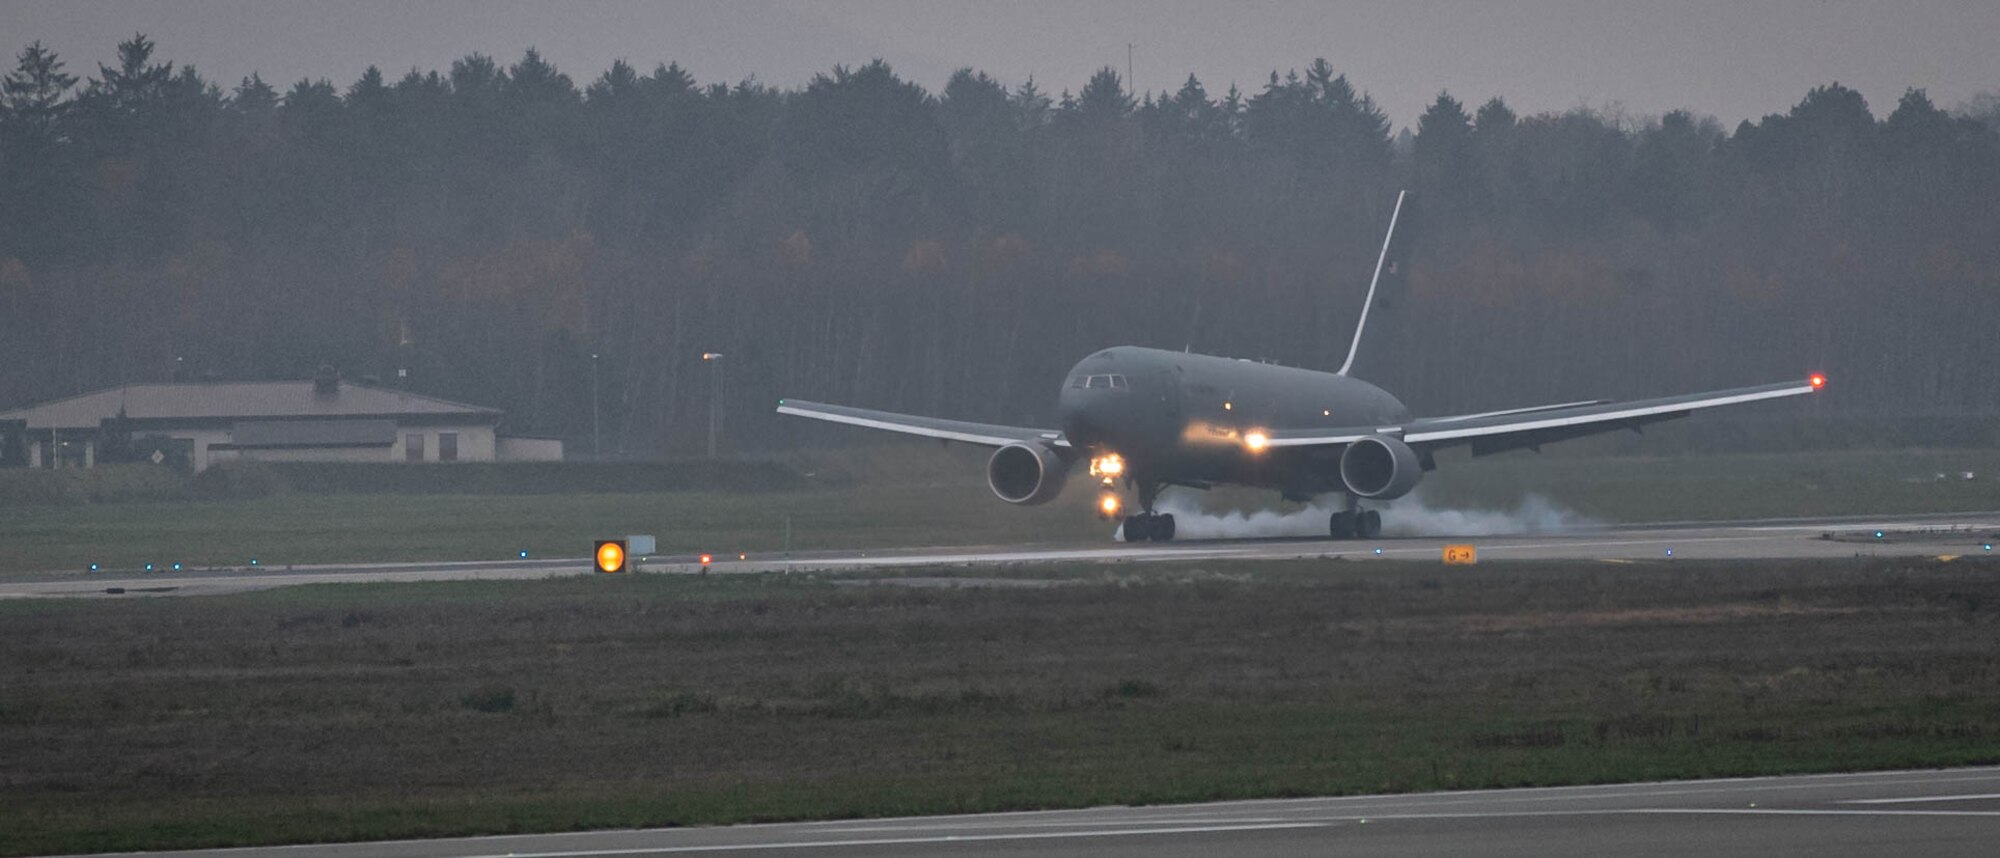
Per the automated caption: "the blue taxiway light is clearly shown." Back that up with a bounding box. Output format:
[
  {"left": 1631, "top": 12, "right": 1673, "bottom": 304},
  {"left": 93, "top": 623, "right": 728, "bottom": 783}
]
[
  {"left": 1986, "top": 544, "right": 1995, "bottom": 552},
  {"left": 1875, "top": 531, "right": 1886, "bottom": 539},
  {"left": 144, "top": 563, "right": 154, "bottom": 572},
  {"left": 89, "top": 563, "right": 99, "bottom": 571},
  {"left": 250, "top": 558, "right": 259, "bottom": 566},
  {"left": 519, "top": 550, "right": 529, "bottom": 559},
  {"left": 1373, "top": 547, "right": 1383, "bottom": 555},
  {"left": 171, "top": 563, "right": 182, "bottom": 571},
  {"left": 1665, "top": 548, "right": 1675, "bottom": 557}
]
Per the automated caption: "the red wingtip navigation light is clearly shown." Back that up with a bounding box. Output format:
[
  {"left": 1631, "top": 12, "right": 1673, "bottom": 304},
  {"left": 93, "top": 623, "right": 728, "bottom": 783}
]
[
  {"left": 1809, "top": 373, "right": 1827, "bottom": 390},
  {"left": 594, "top": 540, "right": 628, "bottom": 574}
]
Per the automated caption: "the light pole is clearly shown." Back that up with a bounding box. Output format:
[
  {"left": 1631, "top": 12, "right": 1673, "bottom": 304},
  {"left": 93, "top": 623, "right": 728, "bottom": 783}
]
[
  {"left": 702, "top": 352, "right": 724, "bottom": 459},
  {"left": 590, "top": 352, "right": 600, "bottom": 458}
]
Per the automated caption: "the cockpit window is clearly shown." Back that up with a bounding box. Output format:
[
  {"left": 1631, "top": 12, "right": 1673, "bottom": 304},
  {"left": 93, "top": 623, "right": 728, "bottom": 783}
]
[{"left": 1074, "top": 374, "right": 1130, "bottom": 390}]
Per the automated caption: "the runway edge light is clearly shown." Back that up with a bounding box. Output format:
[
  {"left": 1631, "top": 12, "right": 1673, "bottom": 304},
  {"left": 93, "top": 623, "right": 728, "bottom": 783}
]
[{"left": 594, "top": 539, "right": 628, "bottom": 574}]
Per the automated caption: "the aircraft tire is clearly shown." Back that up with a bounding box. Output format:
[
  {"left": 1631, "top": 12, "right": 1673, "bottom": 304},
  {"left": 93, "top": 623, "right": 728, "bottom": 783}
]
[
  {"left": 1124, "top": 514, "right": 1151, "bottom": 543},
  {"left": 1360, "top": 510, "right": 1382, "bottom": 539},
  {"left": 1153, "top": 514, "right": 1176, "bottom": 542},
  {"left": 1329, "top": 511, "right": 1355, "bottom": 540}
]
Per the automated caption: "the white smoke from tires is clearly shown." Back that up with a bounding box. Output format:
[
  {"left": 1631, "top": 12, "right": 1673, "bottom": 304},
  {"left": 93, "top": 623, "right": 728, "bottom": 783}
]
[
  {"left": 1377, "top": 492, "right": 1598, "bottom": 537},
  {"left": 1119, "top": 490, "right": 1597, "bottom": 541}
]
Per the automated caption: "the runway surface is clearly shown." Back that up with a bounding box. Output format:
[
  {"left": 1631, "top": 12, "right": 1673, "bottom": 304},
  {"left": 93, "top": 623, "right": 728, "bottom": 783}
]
[
  {"left": 59, "top": 766, "right": 2000, "bottom": 857},
  {"left": 5, "top": 511, "right": 1996, "bottom": 599}
]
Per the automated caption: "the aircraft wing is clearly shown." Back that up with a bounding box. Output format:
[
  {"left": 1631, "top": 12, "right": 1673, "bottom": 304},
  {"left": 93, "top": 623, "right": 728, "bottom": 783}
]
[
  {"left": 1266, "top": 377, "right": 1823, "bottom": 456},
  {"left": 777, "top": 399, "right": 1069, "bottom": 448}
]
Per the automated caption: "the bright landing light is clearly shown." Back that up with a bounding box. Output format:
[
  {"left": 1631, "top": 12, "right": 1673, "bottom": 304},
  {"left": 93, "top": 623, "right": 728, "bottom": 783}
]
[
  {"left": 1244, "top": 430, "right": 1270, "bottom": 452},
  {"left": 1089, "top": 453, "right": 1125, "bottom": 485},
  {"left": 1809, "top": 373, "right": 1827, "bottom": 390},
  {"left": 1098, "top": 492, "right": 1122, "bottom": 518}
]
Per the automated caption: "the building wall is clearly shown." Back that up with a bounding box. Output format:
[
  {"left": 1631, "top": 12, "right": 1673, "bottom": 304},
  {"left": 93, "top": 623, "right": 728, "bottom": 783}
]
[
  {"left": 390, "top": 424, "right": 496, "bottom": 463},
  {"left": 497, "top": 436, "right": 564, "bottom": 462},
  {"left": 209, "top": 446, "right": 395, "bottom": 465},
  {"left": 178, "top": 428, "right": 236, "bottom": 472},
  {"left": 17, "top": 422, "right": 504, "bottom": 471},
  {"left": 150, "top": 423, "right": 500, "bottom": 470}
]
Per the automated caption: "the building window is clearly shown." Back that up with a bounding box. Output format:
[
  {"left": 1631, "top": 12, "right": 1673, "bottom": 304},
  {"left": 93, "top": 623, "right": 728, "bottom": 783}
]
[
  {"left": 439, "top": 432, "right": 459, "bottom": 462},
  {"left": 406, "top": 433, "right": 425, "bottom": 462}
]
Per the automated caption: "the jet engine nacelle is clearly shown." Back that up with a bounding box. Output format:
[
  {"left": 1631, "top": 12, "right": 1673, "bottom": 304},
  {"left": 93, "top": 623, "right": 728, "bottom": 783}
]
[
  {"left": 987, "top": 442, "right": 1069, "bottom": 505},
  {"left": 1339, "top": 435, "right": 1423, "bottom": 500}
]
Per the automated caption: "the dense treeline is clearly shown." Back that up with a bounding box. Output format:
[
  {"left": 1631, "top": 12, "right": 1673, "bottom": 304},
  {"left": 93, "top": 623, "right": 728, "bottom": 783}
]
[{"left": 3, "top": 36, "right": 1998, "bottom": 455}]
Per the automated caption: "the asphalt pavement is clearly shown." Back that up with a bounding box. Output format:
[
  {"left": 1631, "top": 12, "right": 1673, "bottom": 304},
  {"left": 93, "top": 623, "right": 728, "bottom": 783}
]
[
  {"left": 51, "top": 766, "right": 2000, "bottom": 857},
  {"left": 5, "top": 511, "right": 1995, "bottom": 599}
]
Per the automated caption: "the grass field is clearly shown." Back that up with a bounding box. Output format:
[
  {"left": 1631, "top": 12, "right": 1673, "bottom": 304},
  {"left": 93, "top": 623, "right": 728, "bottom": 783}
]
[
  {"left": 5, "top": 446, "right": 2000, "bottom": 575},
  {"left": 4, "top": 556, "right": 2000, "bottom": 855}
]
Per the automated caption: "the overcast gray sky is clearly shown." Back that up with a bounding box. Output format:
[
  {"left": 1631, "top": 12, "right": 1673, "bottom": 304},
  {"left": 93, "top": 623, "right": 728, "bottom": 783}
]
[{"left": 4, "top": 0, "right": 1996, "bottom": 129}]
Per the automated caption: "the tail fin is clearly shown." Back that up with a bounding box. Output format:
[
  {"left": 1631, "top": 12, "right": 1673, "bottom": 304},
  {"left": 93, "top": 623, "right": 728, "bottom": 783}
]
[{"left": 1337, "top": 189, "right": 1407, "bottom": 377}]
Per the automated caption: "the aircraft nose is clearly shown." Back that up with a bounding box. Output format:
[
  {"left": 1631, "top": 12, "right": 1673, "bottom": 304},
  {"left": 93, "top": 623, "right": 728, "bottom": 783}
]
[
  {"left": 1058, "top": 382, "right": 1091, "bottom": 423},
  {"left": 1059, "top": 383, "right": 1111, "bottom": 443}
]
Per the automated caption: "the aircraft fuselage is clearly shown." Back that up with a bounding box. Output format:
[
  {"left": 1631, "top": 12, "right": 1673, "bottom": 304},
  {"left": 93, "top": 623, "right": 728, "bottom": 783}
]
[{"left": 1058, "top": 346, "right": 1409, "bottom": 499}]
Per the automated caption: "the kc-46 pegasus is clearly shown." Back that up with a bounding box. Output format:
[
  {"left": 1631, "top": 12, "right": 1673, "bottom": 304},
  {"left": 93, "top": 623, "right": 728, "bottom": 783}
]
[{"left": 779, "top": 192, "right": 1825, "bottom": 542}]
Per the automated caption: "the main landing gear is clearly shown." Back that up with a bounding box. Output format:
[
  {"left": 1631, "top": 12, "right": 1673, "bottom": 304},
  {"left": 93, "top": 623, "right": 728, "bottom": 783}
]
[
  {"left": 1123, "top": 511, "right": 1176, "bottom": 542},
  {"left": 1329, "top": 501, "right": 1382, "bottom": 540},
  {"left": 1121, "top": 481, "right": 1176, "bottom": 543}
]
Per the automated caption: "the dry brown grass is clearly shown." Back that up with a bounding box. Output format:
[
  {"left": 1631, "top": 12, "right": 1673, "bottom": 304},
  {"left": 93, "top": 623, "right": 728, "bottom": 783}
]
[{"left": 4, "top": 557, "right": 2000, "bottom": 854}]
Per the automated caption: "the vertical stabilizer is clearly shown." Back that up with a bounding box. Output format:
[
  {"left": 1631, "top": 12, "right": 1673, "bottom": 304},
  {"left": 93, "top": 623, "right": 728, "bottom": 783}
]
[{"left": 1337, "top": 190, "right": 1407, "bottom": 376}]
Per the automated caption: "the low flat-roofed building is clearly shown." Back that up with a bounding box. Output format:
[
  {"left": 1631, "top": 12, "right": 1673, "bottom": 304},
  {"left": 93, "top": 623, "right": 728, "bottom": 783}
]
[{"left": 0, "top": 378, "right": 557, "bottom": 471}]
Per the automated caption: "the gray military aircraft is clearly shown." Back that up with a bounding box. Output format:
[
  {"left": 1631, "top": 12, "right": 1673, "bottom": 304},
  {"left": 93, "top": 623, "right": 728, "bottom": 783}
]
[{"left": 778, "top": 192, "right": 1825, "bottom": 541}]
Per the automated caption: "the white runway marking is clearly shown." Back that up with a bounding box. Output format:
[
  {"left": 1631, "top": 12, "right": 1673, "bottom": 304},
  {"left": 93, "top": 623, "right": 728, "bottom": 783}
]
[
  {"left": 454, "top": 821, "right": 1334, "bottom": 856},
  {"left": 802, "top": 816, "right": 1310, "bottom": 832},
  {"left": 1740, "top": 521, "right": 2000, "bottom": 533},
  {"left": 1843, "top": 792, "right": 2000, "bottom": 804},
  {"left": 1628, "top": 807, "right": 2000, "bottom": 817}
]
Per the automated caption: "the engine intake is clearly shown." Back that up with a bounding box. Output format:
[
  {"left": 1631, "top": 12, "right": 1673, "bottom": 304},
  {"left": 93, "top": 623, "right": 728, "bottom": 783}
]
[
  {"left": 1339, "top": 435, "right": 1423, "bottom": 500},
  {"left": 987, "top": 442, "right": 1069, "bottom": 505}
]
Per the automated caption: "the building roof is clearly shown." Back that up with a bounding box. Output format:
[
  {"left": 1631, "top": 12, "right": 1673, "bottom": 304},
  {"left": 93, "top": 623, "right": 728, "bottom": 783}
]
[{"left": 0, "top": 382, "right": 501, "bottom": 430}]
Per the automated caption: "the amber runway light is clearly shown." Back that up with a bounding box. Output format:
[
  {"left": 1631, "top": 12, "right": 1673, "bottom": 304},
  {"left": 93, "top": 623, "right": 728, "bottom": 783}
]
[{"left": 594, "top": 540, "right": 627, "bottom": 573}]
